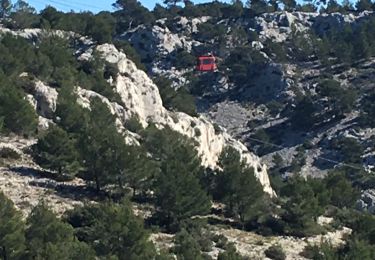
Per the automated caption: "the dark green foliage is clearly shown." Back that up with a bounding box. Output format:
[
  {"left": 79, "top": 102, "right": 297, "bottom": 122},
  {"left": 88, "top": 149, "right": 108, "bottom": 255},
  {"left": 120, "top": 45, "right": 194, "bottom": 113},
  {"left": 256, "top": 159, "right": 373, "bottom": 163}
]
[
  {"left": 154, "top": 77, "right": 198, "bottom": 116},
  {"left": 25, "top": 203, "right": 95, "bottom": 259},
  {"left": 55, "top": 85, "right": 89, "bottom": 134},
  {"left": 38, "top": 7, "right": 116, "bottom": 44},
  {"left": 264, "top": 245, "right": 286, "bottom": 260},
  {"left": 86, "top": 12, "right": 115, "bottom": 44},
  {"left": 77, "top": 53, "right": 122, "bottom": 104},
  {"left": 246, "top": 0, "right": 271, "bottom": 15},
  {"left": 221, "top": 0, "right": 244, "bottom": 19},
  {"left": 290, "top": 146, "right": 306, "bottom": 173},
  {"left": 282, "top": 0, "right": 297, "bottom": 11},
  {"left": 0, "top": 147, "right": 20, "bottom": 160},
  {"left": 268, "top": 154, "right": 285, "bottom": 194},
  {"left": 32, "top": 126, "right": 81, "bottom": 180},
  {"left": 317, "top": 79, "right": 357, "bottom": 116},
  {"left": 251, "top": 129, "right": 273, "bottom": 156},
  {"left": 325, "top": 171, "right": 360, "bottom": 208},
  {"left": 195, "top": 22, "right": 226, "bottom": 43},
  {"left": 125, "top": 114, "right": 144, "bottom": 133},
  {"left": 114, "top": 40, "right": 146, "bottom": 71},
  {"left": 0, "top": 78, "right": 37, "bottom": 136},
  {"left": 356, "top": 0, "right": 373, "bottom": 11},
  {"left": 78, "top": 98, "right": 124, "bottom": 191},
  {"left": 67, "top": 200, "right": 156, "bottom": 259},
  {"left": 224, "top": 46, "right": 268, "bottom": 87},
  {"left": 0, "top": 192, "right": 25, "bottom": 260},
  {"left": 331, "top": 137, "right": 363, "bottom": 164},
  {"left": 174, "top": 49, "right": 196, "bottom": 70},
  {"left": 279, "top": 176, "right": 329, "bottom": 236},
  {"left": 143, "top": 126, "right": 211, "bottom": 229},
  {"left": 325, "top": 0, "right": 344, "bottom": 13},
  {"left": 0, "top": 0, "right": 11, "bottom": 17},
  {"left": 113, "top": 0, "right": 155, "bottom": 33},
  {"left": 360, "top": 92, "right": 375, "bottom": 127},
  {"left": 117, "top": 145, "right": 158, "bottom": 195},
  {"left": 8, "top": 0, "right": 38, "bottom": 29},
  {"left": 173, "top": 229, "right": 204, "bottom": 260},
  {"left": 290, "top": 97, "right": 317, "bottom": 131},
  {"left": 290, "top": 29, "right": 315, "bottom": 62},
  {"left": 215, "top": 147, "right": 265, "bottom": 226},
  {"left": 217, "top": 243, "right": 242, "bottom": 260}
]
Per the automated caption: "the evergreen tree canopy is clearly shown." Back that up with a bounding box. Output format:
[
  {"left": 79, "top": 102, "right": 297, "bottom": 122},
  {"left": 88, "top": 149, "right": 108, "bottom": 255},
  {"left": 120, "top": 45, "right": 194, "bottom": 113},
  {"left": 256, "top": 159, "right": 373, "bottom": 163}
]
[
  {"left": 79, "top": 97, "right": 124, "bottom": 191},
  {"left": 32, "top": 125, "right": 82, "bottom": 180},
  {"left": 143, "top": 126, "right": 211, "bottom": 229},
  {"left": 0, "top": 192, "right": 25, "bottom": 260},
  {"left": 25, "top": 203, "right": 95, "bottom": 259},
  {"left": 67, "top": 200, "right": 156, "bottom": 259},
  {"left": 0, "top": 78, "right": 37, "bottom": 136},
  {"left": 216, "top": 147, "right": 264, "bottom": 225}
]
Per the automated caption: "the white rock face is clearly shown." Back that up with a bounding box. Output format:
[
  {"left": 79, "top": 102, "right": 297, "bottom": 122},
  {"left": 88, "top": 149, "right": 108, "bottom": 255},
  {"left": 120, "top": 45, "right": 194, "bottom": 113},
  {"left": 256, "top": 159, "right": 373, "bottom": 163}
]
[
  {"left": 32, "top": 81, "right": 58, "bottom": 119},
  {"left": 78, "top": 43, "right": 275, "bottom": 196},
  {"left": 254, "top": 11, "right": 372, "bottom": 42}
]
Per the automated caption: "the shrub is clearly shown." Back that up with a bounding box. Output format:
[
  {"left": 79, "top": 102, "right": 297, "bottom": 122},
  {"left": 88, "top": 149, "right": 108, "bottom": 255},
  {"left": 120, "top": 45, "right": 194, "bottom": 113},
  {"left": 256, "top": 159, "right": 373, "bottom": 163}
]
[
  {"left": 265, "top": 245, "right": 286, "bottom": 260},
  {"left": 174, "top": 49, "right": 196, "bottom": 70},
  {"left": 124, "top": 115, "right": 143, "bottom": 133},
  {"left": 195, "top": 128, "right": 201, "bottom": 137},
  {"left": 0, "top": 147, "right": 21, "bottom": 160},
  {"left": 113, "top": 40, "right": 147, "bottom": 71}
]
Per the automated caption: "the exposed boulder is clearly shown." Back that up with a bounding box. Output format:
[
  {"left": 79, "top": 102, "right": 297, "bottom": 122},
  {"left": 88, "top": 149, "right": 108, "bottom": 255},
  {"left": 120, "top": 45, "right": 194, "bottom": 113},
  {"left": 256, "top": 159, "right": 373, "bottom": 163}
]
[
  {"left": 32, "top": 81, "right": 58, "bottom": 119},
  {"left": 357, "top": 189, "right": 375, "bottom": 214}
]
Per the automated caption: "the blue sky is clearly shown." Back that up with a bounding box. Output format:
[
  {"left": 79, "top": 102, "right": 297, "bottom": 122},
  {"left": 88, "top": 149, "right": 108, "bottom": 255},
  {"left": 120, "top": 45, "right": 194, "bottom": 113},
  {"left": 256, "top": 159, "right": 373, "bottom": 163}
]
[{"left": 26, "top": 0, "right": 221, "bottom": 13}]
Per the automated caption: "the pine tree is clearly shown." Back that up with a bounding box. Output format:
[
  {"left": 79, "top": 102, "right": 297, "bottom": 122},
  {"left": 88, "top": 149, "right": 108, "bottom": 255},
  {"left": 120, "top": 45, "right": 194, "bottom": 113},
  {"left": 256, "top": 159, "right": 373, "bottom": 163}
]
[
  {"left": 25, "top": 203, "right": 95, "bottom": 259},
  {"left": 118, "top": 145, "right": 158, "bottom": 196},
  {"left": 325, "top": 0, "right": 342, "bottom": 13},
  {"left": 216, "top": 147, "right": 264, "bottom": 226},
  {"left": 0, "top": 81, "right": 37, "bottom": 136},
  {"left": 0, "top": 192, "right": 25, "bottom": 260},
  {"left": 356, "top": 0, "right": 373, "bottom": 11},
  {"left": 246, "top": 0, "right": 270, "bottom": 15},
  {"left": 144, "top": 127, "right": 211, "bottom": 228},
  {"left": 281, "top": 0, "right": 297, "bottom": 11},
  {"left": 218, "top": 244, "right": 242, "bottom": 260},
  {"left": 67, "top": 200, "right": 157, "bottom": 259},
  {"left": 173, "top": 229, "right": 204, "bottom": 260},
  {"left": 33, "top": 126, "right": 82, "bottom": 180},
  {"left": 0, "top": 0, "right": 11, "bottom": 17},
  {"left": 55, "top": 85, "right": 88, "bottom": 134},
  {"left": 79, "top": 98, "right": 123, "bottom": 191}
]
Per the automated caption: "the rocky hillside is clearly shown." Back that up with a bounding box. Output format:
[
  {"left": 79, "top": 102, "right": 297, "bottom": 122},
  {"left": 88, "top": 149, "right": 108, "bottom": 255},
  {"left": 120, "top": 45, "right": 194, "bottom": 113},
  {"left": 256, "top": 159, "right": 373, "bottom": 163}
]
[
  {"left": 124, "top": 10, "right": 375, "bottom": 210},
  {"left": 1, "top": 1, "right": 375, "bottom": 259}
]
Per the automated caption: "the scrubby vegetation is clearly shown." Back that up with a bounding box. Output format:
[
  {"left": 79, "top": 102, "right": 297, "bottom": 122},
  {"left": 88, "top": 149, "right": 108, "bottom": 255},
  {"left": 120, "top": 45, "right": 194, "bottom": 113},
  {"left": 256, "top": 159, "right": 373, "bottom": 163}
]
[{"left": 1, "top": 0, "right": 375, "bottom": 258}]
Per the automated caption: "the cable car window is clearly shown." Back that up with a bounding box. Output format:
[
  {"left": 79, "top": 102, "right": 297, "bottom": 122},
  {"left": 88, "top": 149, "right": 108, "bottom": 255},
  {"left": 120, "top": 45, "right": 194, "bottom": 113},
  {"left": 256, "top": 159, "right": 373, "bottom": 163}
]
[{"left": 202, "top": 59, "right": 213, "bottom": 65}]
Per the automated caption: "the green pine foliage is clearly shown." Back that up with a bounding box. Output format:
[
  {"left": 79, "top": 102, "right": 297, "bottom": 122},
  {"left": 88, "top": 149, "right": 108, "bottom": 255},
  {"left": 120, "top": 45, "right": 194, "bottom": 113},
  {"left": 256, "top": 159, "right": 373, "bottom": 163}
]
[
  {"left": 78, "top": 98, "right": 124, "bottom": 191},
  {"left": 217, "top": 244, "right": 242, "bottom": 260},
  {"left": 25, "top": 202, "right": 95, "bottom": 259},
  {"left": 215, "top": 147, "right": 265, "bottom": 227},
  {"left": 32, "top": 125, "right": 82, "bottom": 180},
  {"left": 154, "top": 77, "right": 198, "bottom": 117},
  {"left": 0, "top": 77, "right": 37, "bottom": 136},
  {"left": 173, "top": 229, "right": 205, "bottom": 260},
  {"left": 143, "top": 126, "right": 211, "bottom": 229},
  {"left": 67, "top": 200, "right": 157, "bottom": 259},
  {"left": 0, "top": 192, "right": 26, "bottom": 260}
]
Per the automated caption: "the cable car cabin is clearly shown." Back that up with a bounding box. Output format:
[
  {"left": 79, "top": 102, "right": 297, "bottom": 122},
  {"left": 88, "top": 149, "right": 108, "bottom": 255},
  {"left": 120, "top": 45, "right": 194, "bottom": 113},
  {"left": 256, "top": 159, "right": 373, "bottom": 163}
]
[{"left": 196, "top": 56, "right": 217, "bottom": 72}]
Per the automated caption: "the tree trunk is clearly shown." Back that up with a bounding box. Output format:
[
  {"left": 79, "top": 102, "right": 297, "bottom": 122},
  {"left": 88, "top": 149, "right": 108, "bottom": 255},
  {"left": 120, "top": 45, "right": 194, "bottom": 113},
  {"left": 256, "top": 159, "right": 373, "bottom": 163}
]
[
  {"left": 2, "top": 246, "right": 7, "bottom": 260},
  {"left": 94, "top": 173, "right": 101, "bottom": 192}
]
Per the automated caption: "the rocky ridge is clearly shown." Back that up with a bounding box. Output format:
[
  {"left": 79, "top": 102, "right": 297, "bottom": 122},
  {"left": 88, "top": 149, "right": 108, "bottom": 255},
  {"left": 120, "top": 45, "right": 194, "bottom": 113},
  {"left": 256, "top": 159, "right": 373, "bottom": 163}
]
[{"left": 0, "top": 27, "right": 274, "bottom": 196}]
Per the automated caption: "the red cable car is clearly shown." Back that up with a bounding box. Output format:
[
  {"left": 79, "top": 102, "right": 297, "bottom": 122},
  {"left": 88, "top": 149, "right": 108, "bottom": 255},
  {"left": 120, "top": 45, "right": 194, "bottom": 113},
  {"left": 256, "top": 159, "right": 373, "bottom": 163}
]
[{"left": 196, "top": 55, "right": 217, "bottom": 72}]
